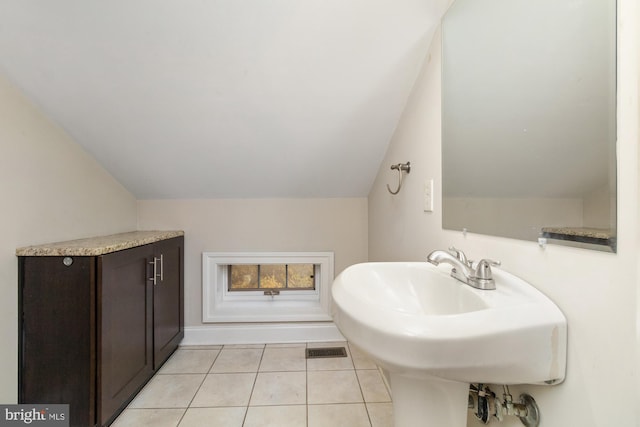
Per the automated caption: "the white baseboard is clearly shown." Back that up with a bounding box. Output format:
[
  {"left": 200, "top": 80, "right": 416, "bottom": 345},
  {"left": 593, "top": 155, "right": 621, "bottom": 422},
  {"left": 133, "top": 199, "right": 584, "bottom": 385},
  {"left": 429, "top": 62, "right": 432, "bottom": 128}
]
[{"left": 182, "top": 322, "right": 345, "bottom": 345}]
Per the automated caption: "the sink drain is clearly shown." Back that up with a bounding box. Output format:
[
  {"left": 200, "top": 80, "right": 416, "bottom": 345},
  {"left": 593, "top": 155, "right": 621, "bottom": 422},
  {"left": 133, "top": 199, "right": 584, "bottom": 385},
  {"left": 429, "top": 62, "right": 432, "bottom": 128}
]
[{"left": 305, "top": 347, "right": 347, "bottom": 359}]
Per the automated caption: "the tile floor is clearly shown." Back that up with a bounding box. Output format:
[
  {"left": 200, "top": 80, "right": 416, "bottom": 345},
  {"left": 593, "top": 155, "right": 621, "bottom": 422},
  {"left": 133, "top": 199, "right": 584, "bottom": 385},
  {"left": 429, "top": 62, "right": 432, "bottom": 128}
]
[{"left": 112, "top": 341, "right": 393, "bottom": 427}]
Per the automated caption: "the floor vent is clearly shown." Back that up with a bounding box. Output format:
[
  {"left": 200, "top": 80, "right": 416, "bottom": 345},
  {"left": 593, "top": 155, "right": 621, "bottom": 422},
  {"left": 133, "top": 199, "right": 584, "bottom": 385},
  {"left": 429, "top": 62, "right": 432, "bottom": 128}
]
[{"left": 305, "top": 347, "right": 348, "bottom": 359}]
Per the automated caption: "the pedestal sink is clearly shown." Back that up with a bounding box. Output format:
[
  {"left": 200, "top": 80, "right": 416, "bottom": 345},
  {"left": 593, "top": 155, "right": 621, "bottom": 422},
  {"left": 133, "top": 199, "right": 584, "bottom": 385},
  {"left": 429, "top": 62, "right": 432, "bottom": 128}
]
[{"left": 331, "top": 262, "right": 567, "bottom": 427}]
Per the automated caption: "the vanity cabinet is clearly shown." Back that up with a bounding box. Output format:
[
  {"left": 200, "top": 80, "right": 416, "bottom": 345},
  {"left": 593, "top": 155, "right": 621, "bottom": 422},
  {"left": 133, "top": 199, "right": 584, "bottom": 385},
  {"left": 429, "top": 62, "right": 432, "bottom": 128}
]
[{"left": 17, "top": 232, "right": 184, "bottom": 427}]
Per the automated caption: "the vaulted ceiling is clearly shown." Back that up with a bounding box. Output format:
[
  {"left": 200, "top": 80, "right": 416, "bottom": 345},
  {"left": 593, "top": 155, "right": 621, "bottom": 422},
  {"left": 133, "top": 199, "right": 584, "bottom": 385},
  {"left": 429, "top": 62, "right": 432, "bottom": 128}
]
[{"left": 0, "top": 1, "right": 448, "bottom": 198}]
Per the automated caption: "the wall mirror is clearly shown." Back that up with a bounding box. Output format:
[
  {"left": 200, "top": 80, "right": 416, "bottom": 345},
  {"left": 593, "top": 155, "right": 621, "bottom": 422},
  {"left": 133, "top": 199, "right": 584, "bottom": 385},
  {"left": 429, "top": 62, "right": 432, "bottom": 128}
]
[{"left": 441, "top": 0, "right": 617, "bottom": 252}]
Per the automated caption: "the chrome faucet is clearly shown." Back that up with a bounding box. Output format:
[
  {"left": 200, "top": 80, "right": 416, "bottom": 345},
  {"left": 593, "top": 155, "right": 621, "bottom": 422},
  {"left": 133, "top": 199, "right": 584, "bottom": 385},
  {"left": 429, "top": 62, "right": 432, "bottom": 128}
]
[{"left": 427, "top": 247, "right": 500, "bottom": 290}]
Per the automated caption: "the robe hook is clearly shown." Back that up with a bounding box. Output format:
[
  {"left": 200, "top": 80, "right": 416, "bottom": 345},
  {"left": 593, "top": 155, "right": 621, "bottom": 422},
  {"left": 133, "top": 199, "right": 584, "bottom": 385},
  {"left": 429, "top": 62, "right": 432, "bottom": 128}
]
[{"left": 386, "top": 162, "right": 411, "bottom": 195}]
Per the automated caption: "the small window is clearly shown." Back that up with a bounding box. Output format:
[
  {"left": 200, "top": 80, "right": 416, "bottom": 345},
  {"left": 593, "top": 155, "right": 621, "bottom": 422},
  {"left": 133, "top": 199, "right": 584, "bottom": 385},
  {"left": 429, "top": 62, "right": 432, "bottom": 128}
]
[
  {"left": 228, "top": 264, "right": 315, "bottom": 291},
  {"left": 202, "top": 252, "right": 334, "bottom": 323}
]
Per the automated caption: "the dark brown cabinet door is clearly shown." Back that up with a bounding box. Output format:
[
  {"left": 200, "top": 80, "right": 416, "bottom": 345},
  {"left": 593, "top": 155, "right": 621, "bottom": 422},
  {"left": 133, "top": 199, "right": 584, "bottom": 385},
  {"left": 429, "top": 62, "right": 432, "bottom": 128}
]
[
  {"left": 152, "top": 237, "right": 184, "bottom": 368},
  {"left": 98, "top": 245, "right": 154, "bottom": 426},
  {"left": 19, "top": 256, "right": 97, "bottom": 427}
]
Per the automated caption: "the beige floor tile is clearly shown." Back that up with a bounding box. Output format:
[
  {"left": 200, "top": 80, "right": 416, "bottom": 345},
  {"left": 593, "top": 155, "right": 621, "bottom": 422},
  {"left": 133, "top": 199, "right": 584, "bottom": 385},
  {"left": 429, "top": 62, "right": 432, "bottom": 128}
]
[
  {"left": 210, "top": 348, "right": 263, "bottom": 373},
  {"left": 120, "top": 341, "right": 390, "bottom": 427},
  {"left": 179, "top": 344, "right": 223, "bottom": 350},
  {"left": 190, "top": 373, "right": 256, "bottom": 407},
  {"left": 307, "top": 370, "right": 363, "bottom": 404},
  {"left": 223, "top": 343, "right": 266, "bottom": 349},
  {"left": 243, "top": 405, "right": 307, "bottom": 427},
  {"left": 111, "top": 408, "right": 185, "bottom": 427},
  {"left": 158, "top": 349, "right": 219, "bottom": 374},
  {"left": 250, "top": 371, "right": 306, "bottom": 406},
  {"left": 308, "top": 403, "right": 370, "bottom": 427},
  {"left": 129, "top": 374, "right": 205, "bottom": 408},
  {"left": 178, "top": 407, "right": 246, "bottom": 427},
  {"left": 356, "top": 370, "right": 391, "bottom": 402},
  {"left": 266, "top": 343, "right": 307, "bottom": 348},
  {"left": 367, "top": 402, "right": 393, "bottom": 427},
  {"left": 348, "top": 343, "right": 378, "bottom": 370},
  {"left": 259, "top": 347, "right": 306, "bottom": 372}
]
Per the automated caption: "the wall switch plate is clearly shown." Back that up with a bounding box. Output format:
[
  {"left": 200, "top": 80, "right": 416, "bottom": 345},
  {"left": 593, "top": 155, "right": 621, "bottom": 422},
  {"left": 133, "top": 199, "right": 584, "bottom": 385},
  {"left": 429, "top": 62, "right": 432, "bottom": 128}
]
[{"left": 424, "top": 179, "right": 434, "bottom": 212}]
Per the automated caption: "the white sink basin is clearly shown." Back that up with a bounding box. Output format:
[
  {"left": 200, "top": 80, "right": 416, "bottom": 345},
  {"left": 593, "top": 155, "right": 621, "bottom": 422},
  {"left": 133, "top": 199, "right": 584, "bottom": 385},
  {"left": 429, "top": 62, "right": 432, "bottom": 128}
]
[{"left": 331, "top": 262, "right": 567, "bottom": 426}]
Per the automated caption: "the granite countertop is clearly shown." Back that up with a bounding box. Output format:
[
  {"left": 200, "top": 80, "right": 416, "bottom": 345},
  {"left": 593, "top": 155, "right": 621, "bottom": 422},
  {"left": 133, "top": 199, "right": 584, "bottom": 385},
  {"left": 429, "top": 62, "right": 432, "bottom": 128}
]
[
  {"left": 541, "top": 226, "right": 615, "bottom": 251},
  {"left": 541, "top": 227, "right": 613, "bottom": 240},
  {"left": 16, "top": 230, "right": 184, "bottom": 256}
]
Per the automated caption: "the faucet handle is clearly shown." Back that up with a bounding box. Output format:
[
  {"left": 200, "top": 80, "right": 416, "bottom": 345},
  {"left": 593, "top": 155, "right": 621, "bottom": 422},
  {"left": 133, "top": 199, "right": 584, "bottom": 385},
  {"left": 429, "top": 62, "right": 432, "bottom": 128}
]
[
  {"left": 448, "top": 246, "right": 469, "bottom": 265},
  {"left": 474, "top": 259, "right": 501, "bottom": 280}
]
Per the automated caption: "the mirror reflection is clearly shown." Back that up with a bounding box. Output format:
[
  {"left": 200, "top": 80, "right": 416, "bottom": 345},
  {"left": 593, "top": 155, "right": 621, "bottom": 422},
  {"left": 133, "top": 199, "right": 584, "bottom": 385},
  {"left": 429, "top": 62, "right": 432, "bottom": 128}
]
[{"left": 441, "top": 0, "right": 617, "bottom": 252}]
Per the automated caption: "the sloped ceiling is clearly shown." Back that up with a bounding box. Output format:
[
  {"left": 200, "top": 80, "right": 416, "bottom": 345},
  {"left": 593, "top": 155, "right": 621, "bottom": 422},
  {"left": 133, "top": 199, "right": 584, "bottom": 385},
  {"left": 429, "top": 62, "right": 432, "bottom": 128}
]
[{"left": 0, "top": 1, "right": 448, "bottom": 199}]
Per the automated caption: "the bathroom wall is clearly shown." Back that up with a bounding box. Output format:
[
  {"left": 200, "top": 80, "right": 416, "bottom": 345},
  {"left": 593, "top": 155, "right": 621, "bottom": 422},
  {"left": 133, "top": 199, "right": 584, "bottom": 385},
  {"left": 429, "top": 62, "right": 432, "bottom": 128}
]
[
  {"left": 368, "top": 1, "right": 639, "bottom": 426},
  {"left": 137, "top": 198, "right": 368, "bottom": 327},
  {"left": 443, "top": 189, "right": 612, "bottom": 241},
  {"left": 582, "top": 184, "right": 614, "bottom": 229},
  {"left": 0, "top": 74, "right": 138, "bottom": 403},
  {"left": 443, "top": 197, "right": 584, "bottom": 241}
]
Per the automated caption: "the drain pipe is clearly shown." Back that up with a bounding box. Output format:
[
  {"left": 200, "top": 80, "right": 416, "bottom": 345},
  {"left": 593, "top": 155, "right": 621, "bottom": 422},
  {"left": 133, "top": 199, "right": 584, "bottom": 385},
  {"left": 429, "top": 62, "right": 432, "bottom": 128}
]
[{"left": 469, "top": 384, "right": 540, "bottom": 427}]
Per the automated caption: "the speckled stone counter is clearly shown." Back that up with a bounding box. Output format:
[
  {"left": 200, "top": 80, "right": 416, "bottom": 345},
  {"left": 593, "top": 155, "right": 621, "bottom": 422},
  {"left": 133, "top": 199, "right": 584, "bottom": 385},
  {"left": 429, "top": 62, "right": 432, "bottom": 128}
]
[
  {"left": 541, "top": 227, "right": 612, "bottom": 240},
  {"left": 541, "top": 227, "right": 615, "bottom": 251},
  {"left": 16, "top": 230, "right": 184, "bottom": 256}
]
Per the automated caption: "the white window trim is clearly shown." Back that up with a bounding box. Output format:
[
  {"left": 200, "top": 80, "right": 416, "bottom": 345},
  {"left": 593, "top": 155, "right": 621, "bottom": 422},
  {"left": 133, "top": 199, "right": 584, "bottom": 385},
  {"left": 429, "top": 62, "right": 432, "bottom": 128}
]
[{"left": 202, "top": 252, "right": 334, "bottom": 323}]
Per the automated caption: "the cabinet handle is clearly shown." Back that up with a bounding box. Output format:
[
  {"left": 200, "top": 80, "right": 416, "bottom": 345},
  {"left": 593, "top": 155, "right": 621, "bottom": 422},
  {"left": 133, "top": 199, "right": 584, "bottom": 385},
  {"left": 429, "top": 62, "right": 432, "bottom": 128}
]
[{"left": 149, "top": 257, "right": 160, "bottom": 286}]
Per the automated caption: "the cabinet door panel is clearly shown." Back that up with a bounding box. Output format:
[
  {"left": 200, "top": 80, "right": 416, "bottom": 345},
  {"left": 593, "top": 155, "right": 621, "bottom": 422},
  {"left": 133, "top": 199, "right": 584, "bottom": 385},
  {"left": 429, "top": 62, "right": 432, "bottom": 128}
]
[
  {"left": 19, "top": 256, "right": 96, "bottom": 427},
  {"left": 99, "top": 245, "right": 154, "bottom": 426},
  {"left": 153, "top": 237, "right": 184, "bottom": 368}
]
